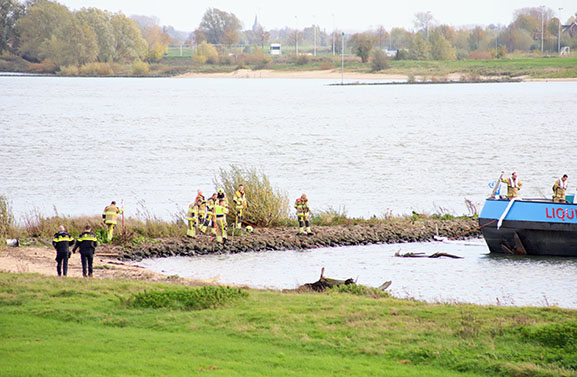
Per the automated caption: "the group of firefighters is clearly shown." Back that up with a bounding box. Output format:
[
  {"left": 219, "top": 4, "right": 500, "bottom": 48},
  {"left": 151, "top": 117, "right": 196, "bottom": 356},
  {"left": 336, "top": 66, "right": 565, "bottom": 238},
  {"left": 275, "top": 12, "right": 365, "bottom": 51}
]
[
  {"left": 184, "top": 185, "right": 314, "bottom": 243},
  {"left": 500, "top": 171, "right": 573, "bottom": 203},
  {"left": 51, "top": 187, "right": 313, "bottom": 277},
  {"left": 184, "top": 184, "right": 248, "bottom": 243}
]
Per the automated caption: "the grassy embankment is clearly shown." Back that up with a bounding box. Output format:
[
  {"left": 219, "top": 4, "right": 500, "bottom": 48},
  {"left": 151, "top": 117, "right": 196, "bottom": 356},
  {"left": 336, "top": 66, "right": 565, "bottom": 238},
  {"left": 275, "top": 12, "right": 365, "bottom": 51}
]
[
  {"left": 263, "top": 55, "right": 577, "bottom": 79},
  {"left": 3, "top": 52, "right": 577, "bottom": 79},
  {"left": 162, "top": 49, "right": 577, "bottom": 79},
  {"left": 0, "top": 272, "right": 576, "bottom": 376}
]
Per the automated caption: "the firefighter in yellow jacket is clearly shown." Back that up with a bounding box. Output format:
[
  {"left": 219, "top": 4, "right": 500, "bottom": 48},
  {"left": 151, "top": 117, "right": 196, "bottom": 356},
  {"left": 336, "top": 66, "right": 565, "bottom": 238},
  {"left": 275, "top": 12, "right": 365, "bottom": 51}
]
[
  {"left": 185, "top": 198, "right": 201, "bottom": 238},
  {"left": 294, "top": 194, "right": 313, "bottom": 235},
  {"left": 233, "top": 184, "right": 247, "bottom": 229},
  {"left": 214, "top": 198, "right": 229, "bottom": 243},
  {"left": 203, "top": 193, "right": 218, "bottom": 235},
  {"left": 501, "top": 172, "right": 522, "bottom": 199},
  {"left": 197, "top": 195, "right": 208, "bottom": 233},
  {"left": 102, "top": 201, "right": 123, "bottom": 241},
  {"left": 553, "top": 174, "right": 569, "bottom": 203}
]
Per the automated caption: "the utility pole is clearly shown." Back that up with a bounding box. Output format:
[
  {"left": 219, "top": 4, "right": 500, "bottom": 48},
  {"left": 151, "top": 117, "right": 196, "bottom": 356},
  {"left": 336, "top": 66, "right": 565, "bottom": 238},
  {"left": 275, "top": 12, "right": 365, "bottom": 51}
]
[
  {"left": 295, "top": 16, "right": 299, "bottom": 55},
  {"left": 341, "top": 32, "right": 344, "bottom": 84},
  {"left": 541, "top": 6, "right": 545, "bottom": 54},
  {"left": 558, "top": 8, "right": 563, "bottom": 55},
  {"left": 332, "top": 14, "right": 335, "bottom": 56},
  {"left": 426, "top": 10, "right": 431, "bottom": 39},
  {"left": 313, "top": 24, "right": 317, "bottom": 56}
]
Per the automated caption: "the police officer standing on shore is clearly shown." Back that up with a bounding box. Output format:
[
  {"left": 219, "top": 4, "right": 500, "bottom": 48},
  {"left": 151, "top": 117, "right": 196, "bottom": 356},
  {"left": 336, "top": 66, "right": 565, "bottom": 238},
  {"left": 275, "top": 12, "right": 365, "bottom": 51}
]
[
  {"left": 52, "top": 225, "right": 74, "bottom": 277},
  {"left": 73, "top": 225, "right": 98, "bottom": 277}
]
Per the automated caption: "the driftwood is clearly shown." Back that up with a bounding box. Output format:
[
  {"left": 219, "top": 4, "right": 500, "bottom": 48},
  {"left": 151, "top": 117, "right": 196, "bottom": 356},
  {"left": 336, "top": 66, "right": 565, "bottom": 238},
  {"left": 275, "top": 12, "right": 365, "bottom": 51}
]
[
  {"left": 378, "top": 281, "right": 392, "bottom": 290},
  {"left": 302, "top": 267, "right": 355, "bottom": 292},
  {"left": 300, "top": 268, "right": 392, "bottom": 292},
  {"left": 395, "top": 250, "right": 463, "bottom": 259}
]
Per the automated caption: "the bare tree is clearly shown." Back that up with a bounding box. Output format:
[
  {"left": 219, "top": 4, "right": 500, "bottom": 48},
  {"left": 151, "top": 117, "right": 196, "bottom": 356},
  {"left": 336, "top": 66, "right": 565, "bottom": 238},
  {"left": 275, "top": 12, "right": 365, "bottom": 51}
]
[{"left": 414, "top": 11, "right": 435, "bottom": 38}]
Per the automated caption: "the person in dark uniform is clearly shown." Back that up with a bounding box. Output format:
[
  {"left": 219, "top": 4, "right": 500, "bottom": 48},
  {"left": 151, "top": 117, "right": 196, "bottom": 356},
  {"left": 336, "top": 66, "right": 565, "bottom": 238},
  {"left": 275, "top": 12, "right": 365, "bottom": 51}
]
[
  {"left": 73, "top": 225, "right": 98, "bottom": 277},
  {"left": 52, "top": 225, "right": 75, "bottom": 277}
]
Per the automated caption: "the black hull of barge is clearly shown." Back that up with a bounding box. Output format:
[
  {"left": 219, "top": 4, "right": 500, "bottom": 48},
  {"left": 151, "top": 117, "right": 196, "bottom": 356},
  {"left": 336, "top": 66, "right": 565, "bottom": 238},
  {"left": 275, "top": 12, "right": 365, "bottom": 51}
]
[{"left": 479, "top": 218, "right": 577, "bottom": 257}]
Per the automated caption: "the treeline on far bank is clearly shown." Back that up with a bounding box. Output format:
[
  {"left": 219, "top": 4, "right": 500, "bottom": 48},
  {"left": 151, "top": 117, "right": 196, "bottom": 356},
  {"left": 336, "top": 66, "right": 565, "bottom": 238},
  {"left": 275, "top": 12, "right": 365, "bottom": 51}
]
[
  {"left": 0, "top": 166, "right": 477, "bottom": 247},
  {"left": 2, "top": 1, "right": 577, "bottom": 78}
]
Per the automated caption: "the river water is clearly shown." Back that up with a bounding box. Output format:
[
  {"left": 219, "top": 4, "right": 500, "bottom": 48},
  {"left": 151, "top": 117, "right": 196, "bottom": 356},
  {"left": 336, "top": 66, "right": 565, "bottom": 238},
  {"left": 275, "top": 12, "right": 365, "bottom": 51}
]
[
  {"left": 1, "top": 77, "right": 577, "bottom": 219},
  {"left": 2, "top": 76, "right": 577, "bottom": 308},
  {"left": 137, "top": 239, "right": 577, "bottom": 308}
]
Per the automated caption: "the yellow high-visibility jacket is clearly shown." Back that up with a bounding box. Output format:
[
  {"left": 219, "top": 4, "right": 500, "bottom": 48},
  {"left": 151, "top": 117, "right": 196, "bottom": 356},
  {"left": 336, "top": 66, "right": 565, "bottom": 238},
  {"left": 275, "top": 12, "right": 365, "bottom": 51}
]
[
  {"left": 294, "top": 199, "right": 309, "bottom": 214},
  {"left": 501, "top": 177, "right": 522, "bottom": 199},
  {"left": 553, "top": 179, "right": 567, "bottom": 201},
  {"left": 186, "top": 203, "right": 199, "bottom": 221},
  {"left": 233, "top": 191, "right": 247, "bottom": 210},
  {"left": 103, "top": 204, "right": 123, "bottom": 224}
]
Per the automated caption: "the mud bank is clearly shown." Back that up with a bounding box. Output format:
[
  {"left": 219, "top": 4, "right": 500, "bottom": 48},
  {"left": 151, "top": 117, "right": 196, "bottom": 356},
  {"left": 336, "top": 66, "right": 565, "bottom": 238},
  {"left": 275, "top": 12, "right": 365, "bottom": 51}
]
[{"left": 121, "top": 219, "right": 481, "bottom": 260}]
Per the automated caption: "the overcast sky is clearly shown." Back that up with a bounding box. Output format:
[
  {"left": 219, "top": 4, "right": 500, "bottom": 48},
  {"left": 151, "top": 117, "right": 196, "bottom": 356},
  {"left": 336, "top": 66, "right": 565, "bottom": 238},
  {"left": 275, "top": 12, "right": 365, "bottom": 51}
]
[{"left": 57, "top": 0, "right": 575, "bottom": 32}]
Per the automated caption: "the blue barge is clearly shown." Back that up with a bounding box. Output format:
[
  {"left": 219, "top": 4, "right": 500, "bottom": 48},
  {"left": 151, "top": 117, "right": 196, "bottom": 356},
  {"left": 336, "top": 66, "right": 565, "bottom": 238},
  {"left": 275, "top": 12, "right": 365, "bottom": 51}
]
[{"left": 479, "top": 198, "right": 577, "bottom": 256}]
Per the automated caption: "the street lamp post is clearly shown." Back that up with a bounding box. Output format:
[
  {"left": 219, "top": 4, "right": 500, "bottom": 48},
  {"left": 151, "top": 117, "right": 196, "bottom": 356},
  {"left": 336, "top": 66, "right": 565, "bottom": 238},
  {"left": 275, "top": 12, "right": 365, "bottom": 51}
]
[{"left": 558, "top": 8, "right": 563, "bottom": 55}]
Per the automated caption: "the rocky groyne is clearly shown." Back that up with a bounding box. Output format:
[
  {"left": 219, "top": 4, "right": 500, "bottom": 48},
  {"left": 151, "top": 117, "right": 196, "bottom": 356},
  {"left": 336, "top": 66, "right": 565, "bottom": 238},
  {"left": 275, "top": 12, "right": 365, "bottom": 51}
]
[{"left": 118, "top": 218, "right": 481, "bottom": 261}]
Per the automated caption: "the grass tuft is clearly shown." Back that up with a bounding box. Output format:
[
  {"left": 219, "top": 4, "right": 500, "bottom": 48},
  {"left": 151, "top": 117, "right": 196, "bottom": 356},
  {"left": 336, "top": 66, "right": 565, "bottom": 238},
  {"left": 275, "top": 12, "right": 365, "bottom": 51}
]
[
  {"left": 127, "top": 286, "right": 248, "bottom": 311},
  {"left": 326, "top": 284, "right": 390, "bottom": 298}
]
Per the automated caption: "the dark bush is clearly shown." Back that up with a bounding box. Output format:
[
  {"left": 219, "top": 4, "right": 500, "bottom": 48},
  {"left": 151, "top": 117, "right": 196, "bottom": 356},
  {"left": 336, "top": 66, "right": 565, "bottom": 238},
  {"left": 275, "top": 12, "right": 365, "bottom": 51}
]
[
  {"left": 371, "top": 49, "right": 389, "bottom": 71},
  {"left": 129, "top": 286, "right": 248, "bottom": 311},
  {"left": 520, "top": 322, "right": 577, "bottom": 348}
]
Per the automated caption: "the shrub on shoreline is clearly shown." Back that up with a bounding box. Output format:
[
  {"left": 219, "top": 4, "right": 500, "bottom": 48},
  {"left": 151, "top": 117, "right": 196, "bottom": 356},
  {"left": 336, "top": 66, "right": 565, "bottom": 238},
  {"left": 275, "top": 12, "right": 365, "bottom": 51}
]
[
  {"left": 0, "top": 195, "right": 16, "bottom": 244},
  {"left": 213, "top": 165, "right": 290, "bottom": 227}
]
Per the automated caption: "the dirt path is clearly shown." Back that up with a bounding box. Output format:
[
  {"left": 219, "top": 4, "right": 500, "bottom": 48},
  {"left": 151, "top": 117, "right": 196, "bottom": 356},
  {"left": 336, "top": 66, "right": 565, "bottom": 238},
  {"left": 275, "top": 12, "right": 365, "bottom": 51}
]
[{"left": 0, "top": 245, "right": 219, "bottom": 285}]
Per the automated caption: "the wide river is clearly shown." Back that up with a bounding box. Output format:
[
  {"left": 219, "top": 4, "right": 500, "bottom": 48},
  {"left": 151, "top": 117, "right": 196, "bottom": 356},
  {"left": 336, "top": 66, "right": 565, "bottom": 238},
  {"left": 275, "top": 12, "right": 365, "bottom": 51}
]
[
  {"left": 2, "top": 76, "right": 577, "bottom": 308},
  {"left": 2, "top": 77, "right": 577, "bottom": 219}
]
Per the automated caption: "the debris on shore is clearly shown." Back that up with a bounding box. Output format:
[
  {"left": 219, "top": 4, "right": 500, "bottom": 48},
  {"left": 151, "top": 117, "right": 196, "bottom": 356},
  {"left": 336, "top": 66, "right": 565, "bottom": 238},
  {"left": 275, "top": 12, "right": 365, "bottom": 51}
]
[
  {"left": 394, "top": 250, "right": 463, "bottom": 259},
  {"left": 297, "top": 268, "right": 392, "bottom": 293}
]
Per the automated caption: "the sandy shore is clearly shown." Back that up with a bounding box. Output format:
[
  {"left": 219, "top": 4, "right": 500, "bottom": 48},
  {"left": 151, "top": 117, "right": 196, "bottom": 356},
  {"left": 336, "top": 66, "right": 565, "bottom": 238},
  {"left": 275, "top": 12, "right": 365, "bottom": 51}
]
[
  {"left": 178, "top": 69, "right": 409, "bottom": 80},
  {"left": 0, "top": 245, "right": 219, "bottom": 285},
  {"left": 0, "top": 219, "right": 480, "bottom": 281},
  {"left": 177, "top": 69, "right": 577, "bottom": 82}
]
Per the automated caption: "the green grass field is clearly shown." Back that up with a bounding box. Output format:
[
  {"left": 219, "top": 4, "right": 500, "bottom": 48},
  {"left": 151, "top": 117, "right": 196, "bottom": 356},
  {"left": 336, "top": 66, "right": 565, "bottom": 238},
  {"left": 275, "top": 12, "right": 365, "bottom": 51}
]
[
  {"left": 1, "top": 272, "right": 576, "bottom": 376},
  {"left": 182, "top": 54, "right": 577, "bottom": 78}
]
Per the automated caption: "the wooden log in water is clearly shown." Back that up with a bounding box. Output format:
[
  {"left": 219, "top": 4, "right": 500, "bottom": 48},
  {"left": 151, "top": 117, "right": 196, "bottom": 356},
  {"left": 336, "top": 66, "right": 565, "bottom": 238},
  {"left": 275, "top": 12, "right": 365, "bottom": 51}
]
[{"left": 395, "top": 251, "right": 463, "bottom": 259}]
